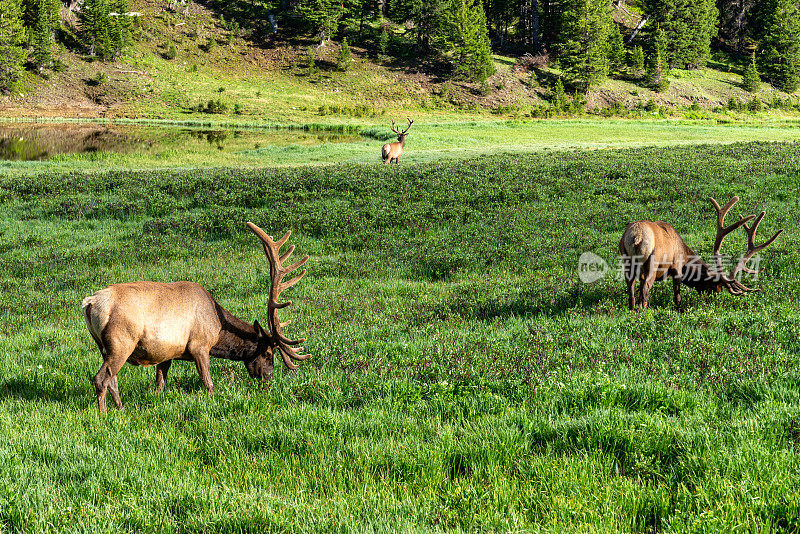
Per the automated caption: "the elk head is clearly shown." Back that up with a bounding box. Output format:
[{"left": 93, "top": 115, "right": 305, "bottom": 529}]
[
  {"left": 692, "top": 196, "right": 784, "bottom": 294},
  {"left": 390, "top": 118, "right": 413, "bottom": 143}
]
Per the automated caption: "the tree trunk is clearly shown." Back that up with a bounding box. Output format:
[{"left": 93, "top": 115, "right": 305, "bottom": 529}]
[
  {"left": 736, "top": 0, "right": 745, "bottom": 53},
  {"left": 626, "top": 16, "right": 647, "bottom": 44},
  {"left": 529, "top": 0, "right": 541, "bottom": 52}
]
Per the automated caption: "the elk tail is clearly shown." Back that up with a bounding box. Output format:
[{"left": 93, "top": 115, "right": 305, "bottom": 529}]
[
  {"left": 622, "top": 222, "right": 655, "bottom": 259},
  {"left": 82, "top": 295, "right": 96, "bottom": 328}
]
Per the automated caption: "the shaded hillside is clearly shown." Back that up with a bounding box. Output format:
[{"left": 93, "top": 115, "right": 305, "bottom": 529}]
[{"left": 2, "top": 0, "right": 799, "bottom": 121}]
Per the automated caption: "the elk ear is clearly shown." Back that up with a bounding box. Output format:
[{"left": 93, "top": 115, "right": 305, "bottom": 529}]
[{"left": 254, "top": 320, "right": 267, "bottom": 338}]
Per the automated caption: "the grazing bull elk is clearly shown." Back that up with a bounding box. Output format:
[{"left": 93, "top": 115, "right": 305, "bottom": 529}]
[
  {"left": 83, "top": 223, "right": 310, "bottom": 412},
  {"left": 619, "top": 196, "right": 783, "bottom": 310},
  {"left": 382, "top": 118, "right": 413, "bottom": 164}
]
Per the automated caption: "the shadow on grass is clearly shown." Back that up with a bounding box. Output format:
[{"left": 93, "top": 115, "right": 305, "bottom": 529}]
[
  {"left": 442, "top": 280, "right": 688, "bottom": 321},
  {"left": 706, "top": 59, "right": 743, "bottom": 76},
  {"left": 0, "top": 377, "right": 84, "bottom": 403}
]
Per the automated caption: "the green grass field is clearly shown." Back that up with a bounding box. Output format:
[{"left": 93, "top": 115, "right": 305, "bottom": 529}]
[
  {"left": 1, "top": 142, "right": 800, "bottom": 532},
  {"left": 6, "top": 118, "right": 800, "bottom": 174}
]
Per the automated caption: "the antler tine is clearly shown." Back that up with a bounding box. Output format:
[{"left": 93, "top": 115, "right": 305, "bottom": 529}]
[
  {"left": 709, "top": 197, "right": 755, "bottom": 272},
  {"left": 728, "top": 211, "right": 784, "bottom": 280},
  {"left": 729, "top": 279, "right": 759, "bottom": 293},
  {"left": 401, "top": 117, "right": 414, "bottom": 134},
  {"left": 276, "top": 345, "right": 311, "bottom": 370},
  {"left": 276, "top": 230, "right": 291, "bottom": 249},
  {"left": 279, "top": 244, "right": 295, "bottom": 264},
  {"left": 390, "top": 119, "right": 400, "bottom": 134},
  {"left": 246, "top": 222, "right": 312, "bottom": 370},
  {"left": 280, "top": 270, "right": 307, "bottom": 294},
  {"left": 743, "top": 212, "right": 784, "bottom": 254},
  {"left": 283, "top": 256, "right": 310, "bottom": 277}
]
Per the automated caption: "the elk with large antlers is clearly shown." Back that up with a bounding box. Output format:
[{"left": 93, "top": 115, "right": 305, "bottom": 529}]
[
  {"left": 619, "top": 197, "right": 783, "bottom": 310},
  {"left": 82, "top": 223, "right": 310, "bottom": 412},
  {"left": 382, "top": 118, "right": 413, "bottom": 164}
]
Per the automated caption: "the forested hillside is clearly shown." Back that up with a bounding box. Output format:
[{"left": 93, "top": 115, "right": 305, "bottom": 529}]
[{"left": 2, "top": 0, "right": 800, "bottom": 118}]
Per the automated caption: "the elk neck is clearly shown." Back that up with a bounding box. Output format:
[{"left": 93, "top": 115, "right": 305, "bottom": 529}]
[
  {"left": 678, "top": 244, "right": 724, "bottom": 293},
  {"left": 209, "top": 302, "right": 263, "bottom": 361}
]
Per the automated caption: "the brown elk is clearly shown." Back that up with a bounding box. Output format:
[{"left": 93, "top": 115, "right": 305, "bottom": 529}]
[
  {"left": 382, "top": 118, "right": 413, "bottom": 164},
  {"left": 82, "top": 223, "right": 310, "bottom": 412},
  {"left": 619, "top": 197, "right": 783, "bottom": 310}
]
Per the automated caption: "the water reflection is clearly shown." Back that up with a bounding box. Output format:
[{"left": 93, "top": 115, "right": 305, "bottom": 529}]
[{"left": 0, "top": 123, "right": 362, "bottom": 161}]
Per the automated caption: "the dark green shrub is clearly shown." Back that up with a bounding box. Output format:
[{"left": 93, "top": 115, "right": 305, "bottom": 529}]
[{"left": 164, "top": 43, "right": 177, "bottom": 60}]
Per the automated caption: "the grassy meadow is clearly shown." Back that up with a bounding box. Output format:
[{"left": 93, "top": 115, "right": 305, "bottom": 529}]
[
  {"left": 1, "top": 142, "right": 800, "bottom": 531},
  {"left": 6, "top": 118, "right": 800, "bottom": 173}
]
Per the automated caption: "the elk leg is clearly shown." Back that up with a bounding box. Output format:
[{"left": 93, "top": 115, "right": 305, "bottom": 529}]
[
  {"left": 93, "top": 363, "right": 111, "bottom": 413},
  {"left": 192, "top": 352, "right": 214, "bottom": 395},
  {"left": 624, "top": 260, "right": 636, "bottom": 310},
  {"left": 640, "top": 256, "right": 657, "bottom": 310},
  {"left": 93, "top": 355, "right": 129, "bottom": 412},
  {"left": 155, "top": 360, "right": 172, "bottom": 391},
  {"left": 672, "top": 278, "right": 682, "bottom": 311},
  {"left": 93, "top": 334, "right": 134, "bottom": 412},
  {"left": 108, "top": 376, "right": 122, "bottom": 409},
  {"left": 626, "top": 278, "right": 636, "bottom": 310}
]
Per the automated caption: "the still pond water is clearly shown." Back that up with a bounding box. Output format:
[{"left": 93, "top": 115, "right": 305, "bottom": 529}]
[{"left": 0, "top": 123, "right": 362, "bottom": 161}]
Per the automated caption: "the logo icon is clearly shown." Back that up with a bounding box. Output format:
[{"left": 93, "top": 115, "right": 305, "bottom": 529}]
[{"left": 578, "top": 252, "right": 608, "bottom": 283}]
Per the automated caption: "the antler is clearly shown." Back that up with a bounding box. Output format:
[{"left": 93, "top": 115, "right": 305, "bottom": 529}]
[
  {"left": 247, "top": 222, "right": 311, "bottom": 370},
  {"left": 706, "top": 198, "right": 783, "bottom": 295},
  {"left": 390, "top": 118, "right": 413, "bottom": 135},
  {"left": 709, "top": 196, "right": 754, "bottom": 274},
  {"left": 724, "top": 211, "right": 784, "bottom": 293}
]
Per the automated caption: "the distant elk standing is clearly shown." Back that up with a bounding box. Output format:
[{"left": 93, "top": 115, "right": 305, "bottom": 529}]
[
  {"left": 382, "top": 118, "right": 413, "bottom": 164},
  {"left": 619, "top": 196, "right": 783, "bottom": 310},
  {"left": 82, "top": 223, "right": 310, "bottom": 412}
]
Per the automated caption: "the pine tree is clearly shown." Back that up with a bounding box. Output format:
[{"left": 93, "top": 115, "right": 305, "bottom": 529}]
[
  {"left": 754, "top": 0, "right": 800, "bottom": 92},
  {"left": 551, "top": 77, "right": 565, "bottom": 110},
  {"left": 742, "top": 54, "right": 760, "bottom": 92},
  {"left": 389, "top": 0, "right": 451, "bottom": 52},
  {"left": 377, "top": 28, "right": 388, "bottom": 57},
  {"left": 78, "top": 0, "right": 128, "bottom": 59},
  {"left": 297, "top": 0, "right": 344, "bottom": 46},
  {"left": 559, "top": 0, "right": 613, "bottom": 91},
  {"left": 108, "top": 0, "right": 131, "bottom": 56},
  {"left": 608, "top": 23, "right": 625, "bottom": 74},
  {"left": 305, "top": 45, "right": 318, "bottom": 75},
  {"left": 443, "top": 0, "right": 495, "bottom": 82},
  {"left": 79, "top": 0, "right": 111, "bottom": 58},
  {"left": 31, "top": 17, "right": 52, "bottom": 72},
  {"left": 337, "top": 36, "right": 352, "bottom": 71},
  {"left": 0, "top": 0, "right": 26, "bottom": 92},
  {"left": 629, "top": 45, "right": 645, "bottom": 75},
  {"left": 643, "top": 0, "right": 717, "bottom": 68},
  {"left": 23, "top": 0, "right": 57, "bottom": 73},
  {"left": 646, "top": 24, "right": 669, "bottom": 91}
]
